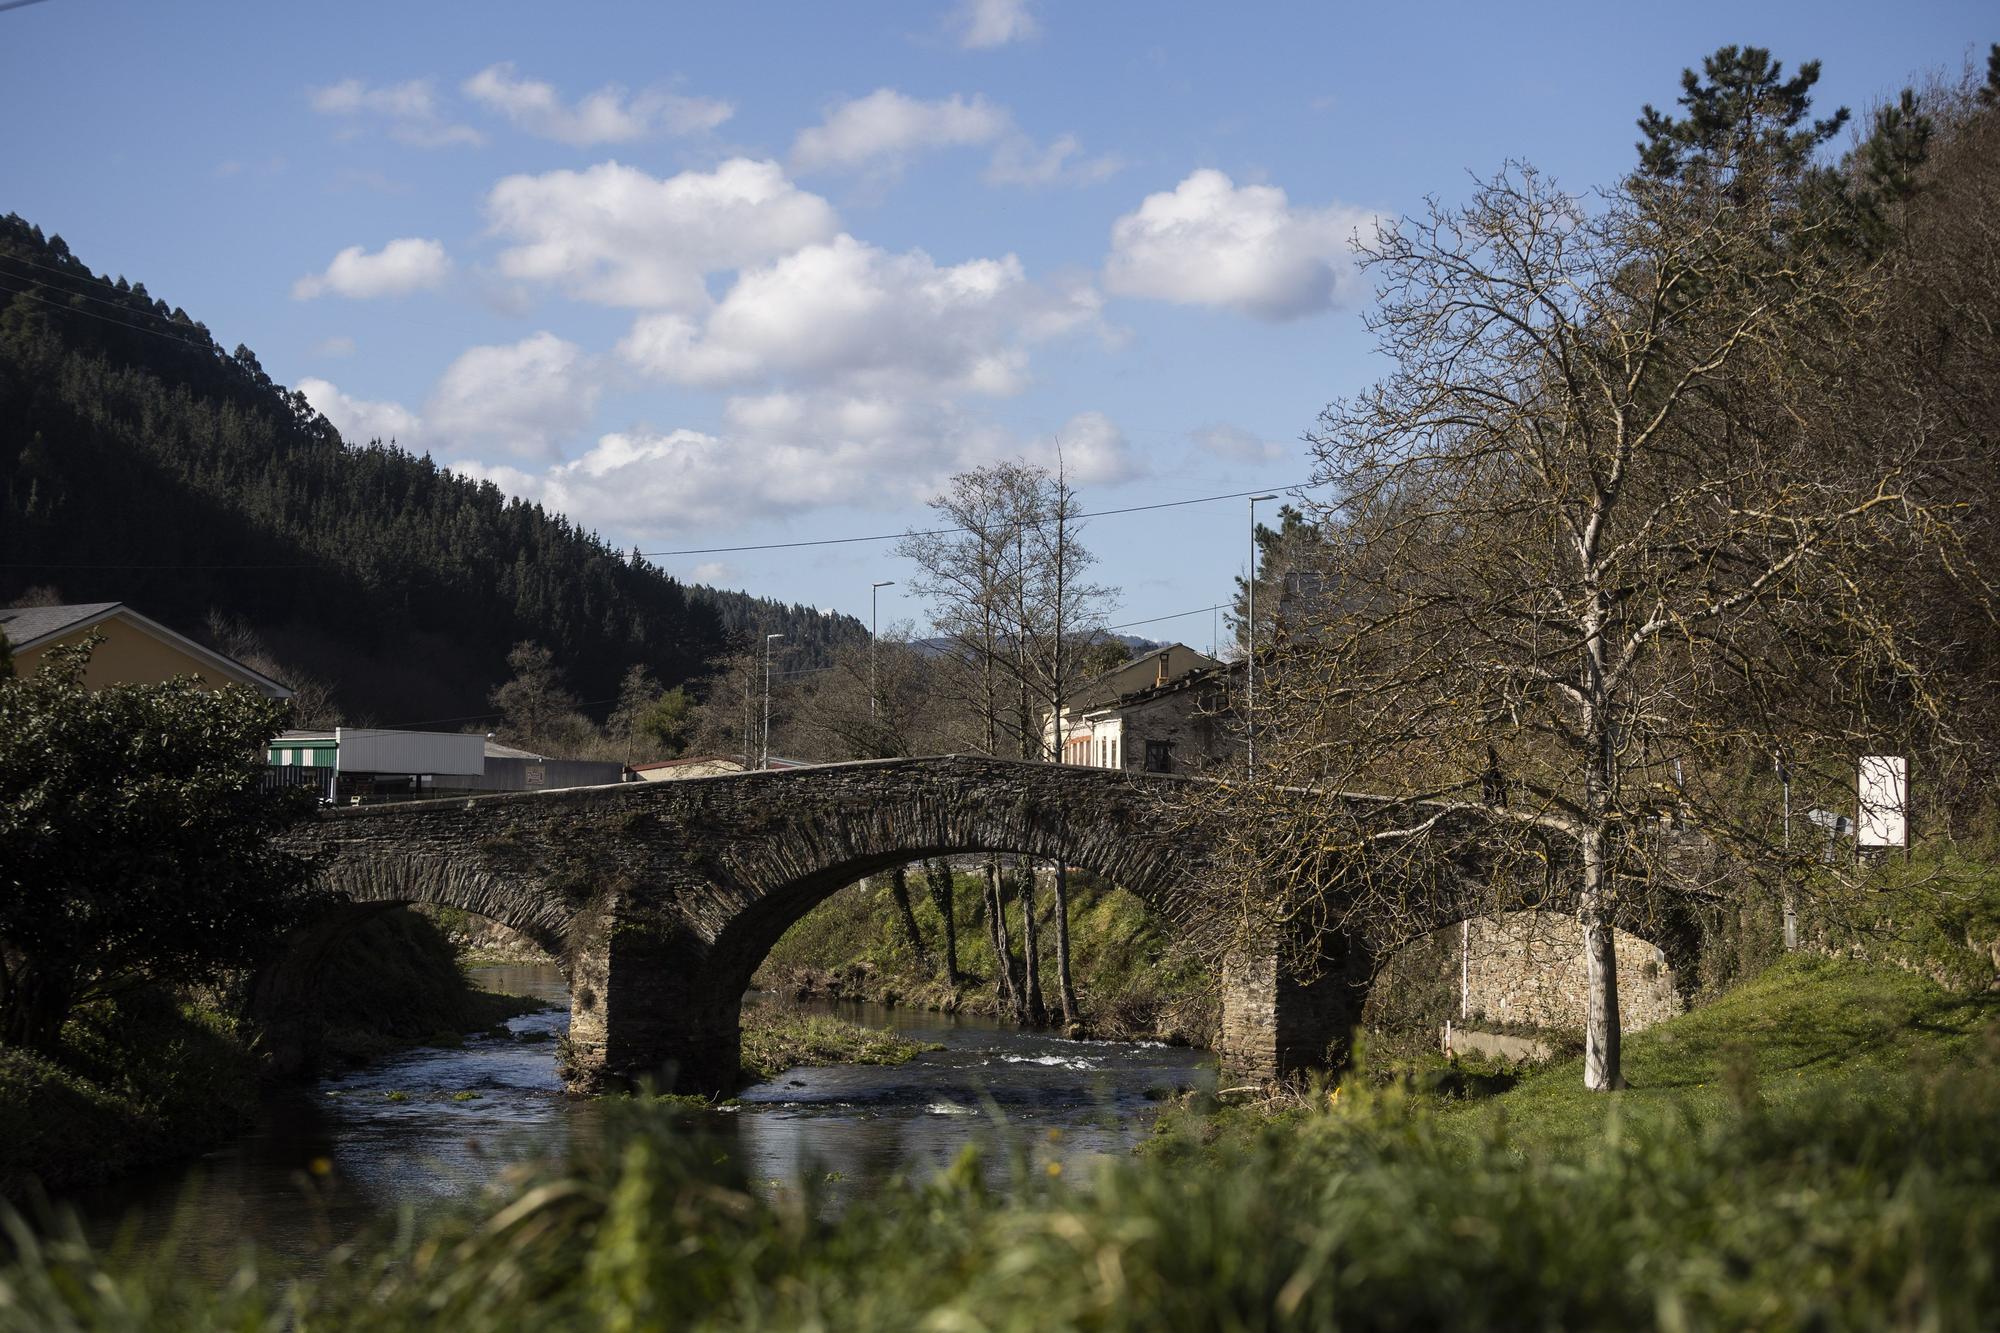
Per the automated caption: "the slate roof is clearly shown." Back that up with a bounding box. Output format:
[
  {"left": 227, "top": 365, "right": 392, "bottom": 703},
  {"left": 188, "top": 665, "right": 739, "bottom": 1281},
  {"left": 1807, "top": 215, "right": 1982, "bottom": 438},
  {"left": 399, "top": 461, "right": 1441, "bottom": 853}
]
[
  {"left": 0, "top": 602, "right": 122, "bottom": 648},
  {"left": 0, "top": 602, "right": 292, "bottom": 698}
]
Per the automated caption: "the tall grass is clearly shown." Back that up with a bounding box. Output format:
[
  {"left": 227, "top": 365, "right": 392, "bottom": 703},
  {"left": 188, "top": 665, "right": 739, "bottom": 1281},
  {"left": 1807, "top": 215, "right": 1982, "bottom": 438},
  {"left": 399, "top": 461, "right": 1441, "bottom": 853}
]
[{"left": 4, "top": 957, "right": 1995, "bottom": 1331}]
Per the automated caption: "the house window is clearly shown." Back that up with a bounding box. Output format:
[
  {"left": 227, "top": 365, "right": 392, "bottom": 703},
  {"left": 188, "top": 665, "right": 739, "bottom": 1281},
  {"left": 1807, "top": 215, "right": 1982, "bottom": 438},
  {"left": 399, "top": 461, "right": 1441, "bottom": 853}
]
[{"left": 1145, "top": 740, "right": 1174, "bottom": 774}]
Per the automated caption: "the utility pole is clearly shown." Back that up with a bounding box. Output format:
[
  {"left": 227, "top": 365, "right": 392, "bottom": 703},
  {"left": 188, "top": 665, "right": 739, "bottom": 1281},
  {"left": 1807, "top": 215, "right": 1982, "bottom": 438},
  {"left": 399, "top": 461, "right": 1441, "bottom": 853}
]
[
  {"left": 762, "top": 632, "right": 784, "bottom": 769},
  {"left": 1246, "top": 494, "right": 1277, "bottom": 775},
  {"left": 870, "top": 581, "right": 894, "bottom": 720}
]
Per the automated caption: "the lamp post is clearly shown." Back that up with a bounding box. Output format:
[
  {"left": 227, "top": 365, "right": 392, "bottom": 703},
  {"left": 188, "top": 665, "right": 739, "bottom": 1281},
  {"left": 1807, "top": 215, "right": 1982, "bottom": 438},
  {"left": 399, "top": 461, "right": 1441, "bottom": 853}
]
[
  {"left": 870, "top": 581, "right": 895, "bottom": 720},
  {"left": 762, "top": 632, "right": 784, "bottom": 769},
  {"left": 1246, "top": 493, "right": 1278, "bottom": 775}
]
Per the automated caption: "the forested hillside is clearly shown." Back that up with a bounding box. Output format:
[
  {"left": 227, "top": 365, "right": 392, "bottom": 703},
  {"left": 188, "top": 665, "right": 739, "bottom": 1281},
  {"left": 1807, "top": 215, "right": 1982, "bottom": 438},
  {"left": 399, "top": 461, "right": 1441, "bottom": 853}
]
[{"left": 0, "top": 215, "right": 863, "bottom": 723}]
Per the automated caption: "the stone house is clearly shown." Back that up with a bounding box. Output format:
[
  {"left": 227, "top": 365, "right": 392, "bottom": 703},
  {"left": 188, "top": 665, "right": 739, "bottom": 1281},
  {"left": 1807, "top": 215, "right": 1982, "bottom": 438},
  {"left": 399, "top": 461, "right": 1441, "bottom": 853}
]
[{"left": 1045, "top": 645, "right": 1243, "bottom": 774}]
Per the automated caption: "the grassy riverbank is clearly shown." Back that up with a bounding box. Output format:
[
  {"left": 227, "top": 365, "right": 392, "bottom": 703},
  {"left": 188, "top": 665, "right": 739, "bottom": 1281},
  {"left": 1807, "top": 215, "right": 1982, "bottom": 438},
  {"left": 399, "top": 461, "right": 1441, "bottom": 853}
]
[
  {"left": 0, "top": 910, "right": 550, "bottom": 1200},
  {"left": 313, "top": 910, "right": 551, "bottom": 1065},
  {"left": 0, "top": 988, "right": 260, "bottom": 1198},
  {"left": 738, "top": 1008, "right": 940, "bottom": 1081},
  {"left": 5, "top": 953, "right": 1994, "bottom": 1329},
  {"left": 757, "top": 868, "right": 1215, "bottom": 1045}
]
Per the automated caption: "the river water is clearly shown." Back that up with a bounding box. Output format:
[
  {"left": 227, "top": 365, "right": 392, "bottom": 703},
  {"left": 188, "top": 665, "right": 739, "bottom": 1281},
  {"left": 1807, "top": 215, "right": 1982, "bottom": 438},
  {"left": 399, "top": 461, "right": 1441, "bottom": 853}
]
[{"left": 71, "top": 965, "right": 1211, "bottom": 1262}]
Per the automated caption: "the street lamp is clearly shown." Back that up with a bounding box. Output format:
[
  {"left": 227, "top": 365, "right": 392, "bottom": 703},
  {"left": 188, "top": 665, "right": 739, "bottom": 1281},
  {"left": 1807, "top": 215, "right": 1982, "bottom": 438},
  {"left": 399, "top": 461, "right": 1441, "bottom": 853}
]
[
  {"left": 762, "top": 633, "right": 785, "bottom": 770},
  {"left": 871, "top": 581, "right": 895, "bottom": 720},
  {"left": 1246, "top": 494, "right": 1278, "bottom": 775}
]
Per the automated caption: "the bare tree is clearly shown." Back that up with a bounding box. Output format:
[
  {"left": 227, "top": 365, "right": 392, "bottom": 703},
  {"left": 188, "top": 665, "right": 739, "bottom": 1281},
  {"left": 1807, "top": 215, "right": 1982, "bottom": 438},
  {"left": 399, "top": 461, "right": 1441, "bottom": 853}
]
[
  {"left": 1021, "top": 449, "right": 1116, "bottom": 1025},
  {"left": 898, "top": 466, "right": 1038, "bottom": 1016},
  {"left": 1218, "top": 159, "right": 1961, "bottom": 1092}
]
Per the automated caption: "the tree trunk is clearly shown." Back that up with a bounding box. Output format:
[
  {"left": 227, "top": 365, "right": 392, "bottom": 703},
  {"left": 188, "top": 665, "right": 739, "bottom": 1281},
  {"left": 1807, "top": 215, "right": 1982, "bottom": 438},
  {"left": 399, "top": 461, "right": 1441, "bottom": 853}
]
[
  {"left": 1580, "top": 832, "right": 1625, "bottom": 1091},
  {"left": 923, "top": 858, "right": 960, "bottom": 986},
  {"left": 887, "top": 864, "right": 935, "bottom": 977},
  {"left": 1051, "top": 860, "right": 1079, "bottom": 1025},
  {"left": 985, "top": 858, "right": 1019, "bottom": 1012},
  {"left": 1017, "top": 857, "right": 1047, "bottom": 1026},
  {"left": 1, "top": 960, "right": 72, "bottom": 1054}
]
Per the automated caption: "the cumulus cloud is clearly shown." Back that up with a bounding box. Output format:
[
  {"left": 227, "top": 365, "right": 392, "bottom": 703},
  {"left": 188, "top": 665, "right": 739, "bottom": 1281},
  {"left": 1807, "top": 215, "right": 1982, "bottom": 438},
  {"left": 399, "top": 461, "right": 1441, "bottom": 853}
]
[
  {"left": 307, "top": 77, "right": 483, "bottom": 148},
  {"left": 463, "top": 63, "right": 732, "bottom": 145},
  {"left": 1192, "top": 422, "right": 1284, "bottom": 463},
  {"left": 424, "top": 332, "right": 597, "bottom": 460},
  {"left": 1040, "top": 410, "right": 1143, "bottom": 485},
  {"left": 953, "top": 0, "right": 1039, "bottom": 48},
  {"left": 292, "top": 237, "right": 450, "bottom": 300},
  {"left": 1105, "top": 169, "right": 1377, "bottom": 320},
  {"left": 791, "top": 89, "right": 1009, "bottom": 174},
  {"left": 457, "top": 393, "right": 1133, "bottom": 535},
  {"left": 299, "top": 377, "right": 423, "bottom": 445},
  {"left": 485, "top": 158, "right": 839, "bottom": 309},
  {"left": 616, "top": 233, "right": 1102, "bottom": 397}
]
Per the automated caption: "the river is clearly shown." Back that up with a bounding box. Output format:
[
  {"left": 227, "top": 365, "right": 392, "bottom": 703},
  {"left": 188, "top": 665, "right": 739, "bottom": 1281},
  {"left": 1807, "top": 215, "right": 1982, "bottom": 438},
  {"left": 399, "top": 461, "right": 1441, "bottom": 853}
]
[{"left": 70, "top": 965, "right": 1212, "bottom": 1264}]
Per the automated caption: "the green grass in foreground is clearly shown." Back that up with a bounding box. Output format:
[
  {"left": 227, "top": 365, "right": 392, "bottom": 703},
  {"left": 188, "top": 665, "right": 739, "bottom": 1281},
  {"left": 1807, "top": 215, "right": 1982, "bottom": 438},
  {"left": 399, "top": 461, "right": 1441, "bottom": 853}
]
[
  {"left": 4, "top": 956, "right": 1997, "bottom": 1330},
  {"left": 737, "top": 1008, "right": 940, "bottom": 1081}
]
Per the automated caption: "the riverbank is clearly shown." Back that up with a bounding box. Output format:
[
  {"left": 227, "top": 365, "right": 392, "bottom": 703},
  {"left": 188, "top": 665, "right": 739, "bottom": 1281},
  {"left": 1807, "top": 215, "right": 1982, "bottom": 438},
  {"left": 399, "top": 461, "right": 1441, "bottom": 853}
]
[
  {"left": 8, "top": 954, "right": 1993, "bottom": 1328},
  {"left": 0, "top": 910, "right": 551, "bottom": 1200},
  {"left": 0, "top": 988, "right": 259, "bottom": 1197},
  {"left": 756, "top": 869, "right": 1217, "bottom": 1046}
]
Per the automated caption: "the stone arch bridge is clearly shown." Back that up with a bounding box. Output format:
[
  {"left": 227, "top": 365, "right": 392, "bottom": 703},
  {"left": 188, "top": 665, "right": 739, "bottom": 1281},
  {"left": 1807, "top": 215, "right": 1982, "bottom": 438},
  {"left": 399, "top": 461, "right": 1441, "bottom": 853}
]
[{"left": 268, "top": 755, "right": 1693, "bottom": 1092}]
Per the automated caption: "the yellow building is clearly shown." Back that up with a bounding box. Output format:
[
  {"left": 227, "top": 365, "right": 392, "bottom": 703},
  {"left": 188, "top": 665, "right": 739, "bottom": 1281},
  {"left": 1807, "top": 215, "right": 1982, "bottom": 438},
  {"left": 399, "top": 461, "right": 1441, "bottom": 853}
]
[{"left": 0, "top": 602, "right": 292, "bottom": 698}]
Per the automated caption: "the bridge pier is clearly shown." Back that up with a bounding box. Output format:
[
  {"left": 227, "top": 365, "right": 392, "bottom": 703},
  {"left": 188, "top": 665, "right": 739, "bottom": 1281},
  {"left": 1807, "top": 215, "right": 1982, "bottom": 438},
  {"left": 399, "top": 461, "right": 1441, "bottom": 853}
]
[{"left": 1216, "top": 932, "right": 1375, "bottom": 1085}]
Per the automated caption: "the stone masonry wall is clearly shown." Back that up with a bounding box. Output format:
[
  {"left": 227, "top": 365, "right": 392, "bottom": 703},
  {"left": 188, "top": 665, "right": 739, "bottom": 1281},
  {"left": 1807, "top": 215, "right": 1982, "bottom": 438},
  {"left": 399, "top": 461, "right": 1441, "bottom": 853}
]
[{"left": 1461, "top": 911, "right": 1682, "bottom": 1035}]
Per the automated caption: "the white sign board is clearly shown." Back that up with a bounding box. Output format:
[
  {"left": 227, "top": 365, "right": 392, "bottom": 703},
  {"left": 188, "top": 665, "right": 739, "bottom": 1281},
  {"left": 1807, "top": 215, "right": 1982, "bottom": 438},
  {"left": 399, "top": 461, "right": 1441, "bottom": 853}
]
[{"left": 1857, "top": 756, "right": 1907, "bottom": 848}]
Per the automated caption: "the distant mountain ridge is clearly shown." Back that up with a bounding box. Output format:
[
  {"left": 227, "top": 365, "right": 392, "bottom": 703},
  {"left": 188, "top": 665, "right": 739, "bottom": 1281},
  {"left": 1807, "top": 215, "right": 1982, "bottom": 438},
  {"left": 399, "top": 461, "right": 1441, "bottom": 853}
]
[{"left": 0, "top": 213, "right": 864, "bottom": 723}]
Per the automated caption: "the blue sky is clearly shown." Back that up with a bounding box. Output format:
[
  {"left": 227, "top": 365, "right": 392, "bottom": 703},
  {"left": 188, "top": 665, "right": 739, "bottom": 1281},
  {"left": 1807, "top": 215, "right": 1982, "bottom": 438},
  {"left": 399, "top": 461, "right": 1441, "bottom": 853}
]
[{"left": 2, "top": 0, "right": 1989, "bottom": 646}]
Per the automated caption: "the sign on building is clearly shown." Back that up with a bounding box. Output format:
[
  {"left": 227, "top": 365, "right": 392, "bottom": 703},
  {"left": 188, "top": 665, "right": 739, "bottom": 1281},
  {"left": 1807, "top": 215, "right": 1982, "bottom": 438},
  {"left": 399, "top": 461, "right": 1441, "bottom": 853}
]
[{"left": 1856, "top": 756, "right": 1908, "bottom": 848}]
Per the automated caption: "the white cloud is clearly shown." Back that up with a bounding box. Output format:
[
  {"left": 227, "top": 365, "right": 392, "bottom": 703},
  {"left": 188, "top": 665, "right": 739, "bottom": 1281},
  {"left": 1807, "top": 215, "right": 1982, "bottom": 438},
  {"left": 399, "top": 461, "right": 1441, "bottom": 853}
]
[
  {"left": 1105, "top": 169, "right": 1377, "bottom": 320},
  {"left": 689, "top": 561, "right": 734, "bottom": 585},
  {"left": 307, "top": 78, "right": 483, "bottom": 148},
  {"left": 299, "top": 377, "right": 423, "bottom": 445},
  {"left": 292, "top": 237, "right": 450, "bottom": 300},
  {"left": 1192, "top": 422, "right": 1284, "bottom": 462},
  {"left": 460, "top": 393, "right": 1131, "bottom": 536},
  {"left": 1040, "top": 410, "right": 1142, "bottom": 485},
  {"left": 984, "top": 133, "right": 1120, "bottom": 187},
  {"left": 791, "top": 89, "right": 1009, "bottom": 174},
  {"left": 424, "top": 332, "right": 597, "bottom": 460},
  {"left": 312, "top": 335, "right": 357, "bottom": 358},
  {"left": 485, "top": 158, "right": 839, "bottom": 309},
  {"left": 463, "top": 63, "right": 732, "bottom": 145},
  {"left": 617, "top": 233, "right": 1102, "bottom": 397},
  {"left": 953, "top": 0, "right": 1039, "bottom": 48}
]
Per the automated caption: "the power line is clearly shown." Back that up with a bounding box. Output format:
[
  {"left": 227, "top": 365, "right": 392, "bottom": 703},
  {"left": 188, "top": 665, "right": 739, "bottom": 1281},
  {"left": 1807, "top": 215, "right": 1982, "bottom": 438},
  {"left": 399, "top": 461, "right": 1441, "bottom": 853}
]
[
  {"left": 0, "top": 254, "right": 207, "bottom": 325},
  {"left": 1106, "top": 602, "right": 1230, "bottom": 632},
  {"left": 638, "top": 483, "right": 1307, "bottom": 558},
  {"left": 1, "top": 480, "right": 1307, "bottom": 572},
  {"left": 3, "top": 285, "right": 222, "bottom": 355}
]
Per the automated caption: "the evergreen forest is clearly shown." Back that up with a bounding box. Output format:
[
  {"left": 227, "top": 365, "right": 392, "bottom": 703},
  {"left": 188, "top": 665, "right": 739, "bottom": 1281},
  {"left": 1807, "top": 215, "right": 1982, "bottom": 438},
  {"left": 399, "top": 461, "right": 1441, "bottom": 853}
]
[{"left": 0, "top": 214, "right": 864, "bottom": 725}]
